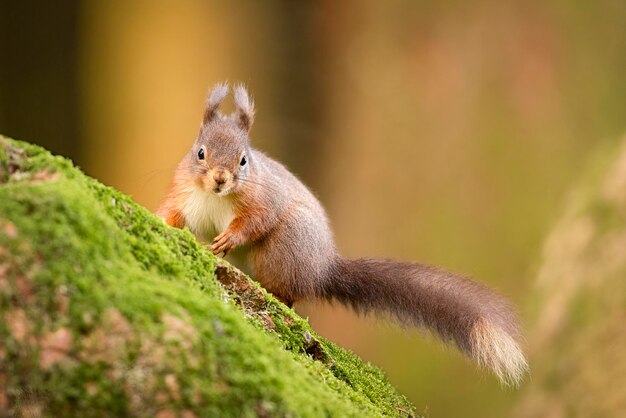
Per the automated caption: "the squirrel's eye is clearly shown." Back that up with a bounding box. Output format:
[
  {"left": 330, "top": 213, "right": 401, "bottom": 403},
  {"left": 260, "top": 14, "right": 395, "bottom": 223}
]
[
  {"left": 240, "top": 155, "right": 247, "bottom": 166},
  {"left": 197, "top": 148, "right": 205, "bottom": 160}
]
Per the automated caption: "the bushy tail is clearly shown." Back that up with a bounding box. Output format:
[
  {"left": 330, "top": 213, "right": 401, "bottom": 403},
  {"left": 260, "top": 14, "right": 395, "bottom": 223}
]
[{"left": 324, "top": 258, "right": 528, "bottom": 385}]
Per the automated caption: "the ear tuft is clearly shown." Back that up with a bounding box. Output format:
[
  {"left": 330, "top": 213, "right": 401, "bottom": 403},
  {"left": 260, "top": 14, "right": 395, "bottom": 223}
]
[
  {"left": 233, "top": 84, "right": 255, "bottom": 132},
  {"left": 204, "top": 82, "right": 229, "bottom": 123}
]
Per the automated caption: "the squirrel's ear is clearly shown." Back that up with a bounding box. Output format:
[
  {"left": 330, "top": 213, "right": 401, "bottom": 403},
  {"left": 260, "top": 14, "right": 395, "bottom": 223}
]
[
  {"left": 203, "top": 82, "right": 229, "bottom": 124},
  {"left": 233, "top": 84, "right": 255, "bottom": 132}
]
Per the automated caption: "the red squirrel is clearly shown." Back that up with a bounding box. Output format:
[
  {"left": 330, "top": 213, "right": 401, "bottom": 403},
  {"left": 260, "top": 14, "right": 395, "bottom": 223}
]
[{"left": 157, "top": 83, "right": 528, "bottom": 385}]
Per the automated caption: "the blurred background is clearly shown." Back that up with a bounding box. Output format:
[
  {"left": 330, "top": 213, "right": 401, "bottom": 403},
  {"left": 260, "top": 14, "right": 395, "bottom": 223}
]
[{"left": 2, "top": 1, "right": 626, "bottom": 417}]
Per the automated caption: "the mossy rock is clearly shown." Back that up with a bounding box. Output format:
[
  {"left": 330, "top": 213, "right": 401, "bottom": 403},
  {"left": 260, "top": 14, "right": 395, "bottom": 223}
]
[{"left": 0, "top": 137, "right": 417, "bottom": 417}]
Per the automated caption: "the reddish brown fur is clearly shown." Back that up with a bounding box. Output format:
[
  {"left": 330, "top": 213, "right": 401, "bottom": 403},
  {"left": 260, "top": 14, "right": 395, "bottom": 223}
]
[
  {"left": 156, "top": 160, "right": 192, "bottom": 229},
  {"left": 157, "top": 83, "right": 528, "bottom": 385}
]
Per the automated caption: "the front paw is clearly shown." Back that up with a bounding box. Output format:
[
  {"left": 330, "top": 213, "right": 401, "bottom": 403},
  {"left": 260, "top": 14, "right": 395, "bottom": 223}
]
[{"left": 210, "top": 230, "right": 238, "bottom": 256}]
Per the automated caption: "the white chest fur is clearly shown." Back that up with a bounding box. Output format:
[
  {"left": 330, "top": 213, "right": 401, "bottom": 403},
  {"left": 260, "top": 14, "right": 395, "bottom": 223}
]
[{"left": 181, "top": 188, "right": 235, "bottom": 241}]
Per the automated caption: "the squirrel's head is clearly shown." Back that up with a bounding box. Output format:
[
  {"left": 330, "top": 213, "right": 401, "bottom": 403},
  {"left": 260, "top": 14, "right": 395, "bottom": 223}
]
[{"left": 190, "top": 82, "right": 255, "bottom": 196}]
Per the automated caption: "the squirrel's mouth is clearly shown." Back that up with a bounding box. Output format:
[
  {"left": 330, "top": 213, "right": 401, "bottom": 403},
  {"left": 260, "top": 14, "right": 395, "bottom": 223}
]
[{"left": 212, "top": 186, "right": 230, "bottom": 196}]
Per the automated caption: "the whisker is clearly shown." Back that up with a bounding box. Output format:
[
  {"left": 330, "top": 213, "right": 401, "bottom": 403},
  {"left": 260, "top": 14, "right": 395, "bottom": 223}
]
[
  {"left": 236, "top": 179, "right": 272, "bottom": 190},
  {"left": 188, "top": 165, "right": 208, "bottom": 177},
  {"left": 131, "top": 165, "right": 178, "bottom": 189},
  {"left": 235, "top": 177, "right": 276, "bottom": 192}
]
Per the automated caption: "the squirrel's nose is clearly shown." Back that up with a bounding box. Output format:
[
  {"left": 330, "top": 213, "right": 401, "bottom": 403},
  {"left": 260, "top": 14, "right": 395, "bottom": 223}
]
[{"left": 213, "top": 170, "right": 228, "bottom": 185}]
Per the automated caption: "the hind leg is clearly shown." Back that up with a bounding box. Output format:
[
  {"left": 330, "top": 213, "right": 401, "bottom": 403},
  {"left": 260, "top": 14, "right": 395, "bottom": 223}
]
[
  {"left": 272, "top": 293, "right": 294, "bottom": 308},
  {"left": 251, "top": 264, "right": 297, "bottom": 308},
  {"left": 248, "top": 218, "right": 331, "bottom": 307},
  {"left": 249, "top": 239, "right": 302, "bottom": 307}
]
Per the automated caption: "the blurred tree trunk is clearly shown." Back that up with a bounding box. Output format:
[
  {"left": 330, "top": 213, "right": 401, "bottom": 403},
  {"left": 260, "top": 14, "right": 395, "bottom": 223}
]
[
  {"left": 515, "top": 136, "right": 626, "bottom": 417},
  {"left": 80, "top": 0, "right": 323, "bottom": 211},
  {"left": 0, "top": 1, "right": 80, "bottom": 159}
]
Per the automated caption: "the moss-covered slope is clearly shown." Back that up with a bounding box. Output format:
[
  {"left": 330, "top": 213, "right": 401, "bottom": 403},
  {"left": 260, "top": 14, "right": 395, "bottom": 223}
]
[{"left": 0, "top": 137, "right": 416, "bottom": 417}]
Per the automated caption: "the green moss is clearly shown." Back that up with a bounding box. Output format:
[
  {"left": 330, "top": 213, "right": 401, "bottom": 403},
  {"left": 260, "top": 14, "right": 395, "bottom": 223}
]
[{"left": 0, "top": 136, "right": 416, "bottom": 417}]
